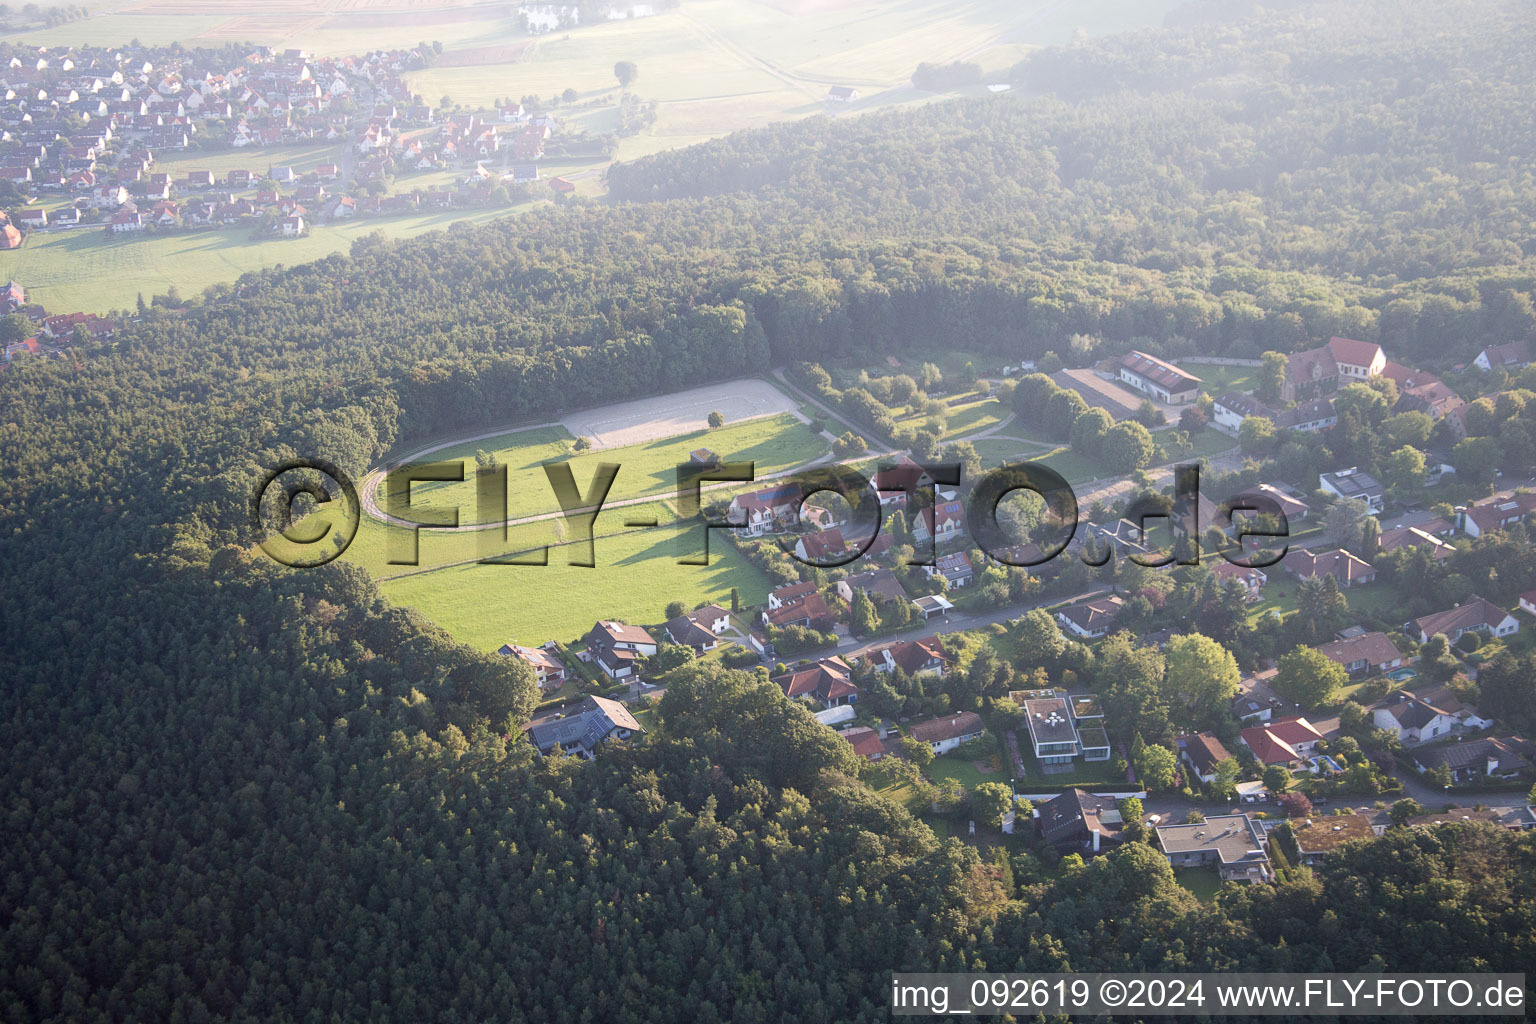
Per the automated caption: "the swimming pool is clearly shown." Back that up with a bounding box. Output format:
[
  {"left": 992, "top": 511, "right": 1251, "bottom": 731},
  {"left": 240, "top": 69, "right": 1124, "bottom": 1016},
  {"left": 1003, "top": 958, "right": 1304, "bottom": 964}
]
[{"left": 1388, "top": 668, "right": 1418, "bottom": 683}]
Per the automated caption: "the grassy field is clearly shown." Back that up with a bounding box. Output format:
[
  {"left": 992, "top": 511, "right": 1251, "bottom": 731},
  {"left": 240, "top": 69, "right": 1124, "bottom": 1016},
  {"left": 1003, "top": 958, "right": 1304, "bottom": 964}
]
[
  {"left": 1, "top": 206, "right": 519, "bottom": 313},
  {"left": 969, "top": 436, "right": 1054, "bottom": 468},
  {"left": 391, "top": 412, "right": 828, "bottom": 526},
  {"left": 148, "top": 143, "right": 345, "bottom": 179},
  {"left": 375, "top": 516, "right": 772, "bottom": 650},
  {"left": 942, "top": 398, "right": 1010, "bottom": 439}
]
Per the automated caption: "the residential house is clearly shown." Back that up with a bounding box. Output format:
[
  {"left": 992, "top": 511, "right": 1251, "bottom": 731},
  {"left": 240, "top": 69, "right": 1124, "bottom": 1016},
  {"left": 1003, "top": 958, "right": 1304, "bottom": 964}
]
[
  {"left": 930, "top": 551, "right": 974, "bottom": 589},
  {"left": 1459, "top": 493, "right": 1536, "bottom": 538},
  {"left": 1406, "top": 595, "right": 1518, "bottom": 643},
  {"left": 773, "top": 656, "right": 859, "bottom": 708},
  {"left": 794, "top": 527, "right": 847, "bottom": 563},
  {"left": 1289, "top": 814, "right": 1381, "bottom": 866},
  {"left": 1318, "top": 467, "right": 1384, "bottom": 513},
  {"left": 1410, "top": 736, "right": 1529, "bottom": 783},
  {"left": 1315, "top": 631, "right": 1403, "bottom": 677},
  {"left": 1520, "top": 589, "right": 1536, "bottom": 616},
  {"left": 663, "top": 604, "right": 730, "bottom": 653},
  {"left": 912, "top": 500, "right": 965, "bottom": 545},
  {"left": 1211, "top": 560, "right": 1267, "bottom": 601},
  {"left": 907, "top": 710, "right": 982, "bottom": 755},
  {"left": 767, "top": 581, "right": 817, "bottom": 610},
  {"left": 1055, "top": 594, "right": 1124, "bottom": 639},
  {"left": 104, "top": 209, "right": 142, "bottom": 232},
  {"left": 864, "top": 638, "right": 947, "bottom": 678},
  {"left": 1398, "top": 803, "right": 1536, "bottom": 831},
  {"left": 1473, "top": 340, "right": 1533, "bottom": 372},
  {"left": 1156, "top": 815, "right": 1271, "bottom": 882},
  {"left": 1213, "top": 391, "right": 1337, "bottom": 434},
  {"left": 13, "top": 207, "right": 46, "bottom": 228},
  {"left": 1176, "top": 732, "right": 1233, "bottom": 785},
  {"left": 1377, "top": 524, "right": 1456, "bottom": 561},
  {"left": 1282, "top": 547, "right": 1376, "bottom": 588},
  {"left": 1240, "top": 717, "right": 1322, "bottom": 767},
  {"left": 1038, "top": 788, "right": 1126, "bottom": 854},
  {"left": 526, "top": 695, "right": 642, "bottom": 759},
  {"left": 1372, "top": 686, "right": 1492, "bottom": 744},
  {"left": 496, "top": 641, "right": 567, "bottom": 695},
  {"left": 277, "top": 214, "right": 304, "bottom": 236},
  {"left": 835, "top": 568, "right": 908, "bottom": 606},
  {"left": 870, "top": 456, "right": 934, "bottom": 508},
  {"left": 840, "top": 726, "right": 885, "bottom": 760},
  {"left": 1283, "top": 336, "right": 1386, "bottom": 401},
  {"left": 728, "top": 483, "right": 802, "bottom": 536},
  {"left": 825, "top": 85, "right": 860, "bottom": 102},
  {"left": 1116, "top": 350, "right": 1201, "bottom": 404},
  {"left": 584, "top": 620, "right": 658, "bottom": 680},
  {"left": 1231, "top": 483, "right": 1312, "bottom": 522},
  {"left": 761, "top": 592, "right": 832, "bottom": 630},
  {"left": 1022, "top": 696, "right": 1081, "bottom": 772}
]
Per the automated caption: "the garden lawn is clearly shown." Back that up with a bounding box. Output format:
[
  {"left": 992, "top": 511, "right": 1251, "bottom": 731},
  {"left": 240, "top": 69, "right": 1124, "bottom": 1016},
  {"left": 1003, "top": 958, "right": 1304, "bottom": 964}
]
[
  {"left": 1174, "top": 867, "right": 1225, "bottom": 902},
  {"left": 1176, "top": 362, "right": 1255, "bottom": 396},
  {"left": 928, "top": 748, "right": 1000, "bottom": 792}
]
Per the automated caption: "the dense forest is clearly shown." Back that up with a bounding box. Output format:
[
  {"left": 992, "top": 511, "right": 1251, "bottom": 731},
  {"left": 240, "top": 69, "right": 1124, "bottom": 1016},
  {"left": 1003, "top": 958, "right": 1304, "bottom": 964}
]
[{"left": 4, "top": 1, "right": 1536, "bottom": 1020}]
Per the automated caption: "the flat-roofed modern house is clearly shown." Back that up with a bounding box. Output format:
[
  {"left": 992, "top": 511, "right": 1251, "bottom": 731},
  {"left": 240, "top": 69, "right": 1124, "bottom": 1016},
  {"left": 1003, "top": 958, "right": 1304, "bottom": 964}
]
[
  {"left": 1156, "top": 814, "right": 1271, "bottom": 882},
  {"left": 526, "top": 696, "right": 642, "bottom": 759},
  {"left": 1023, "top": 696, "right": 1079, "bottom": 772},
  {"left": 1319, "top": 467, "right": 1384, "bottom": 513},
  {"left": 1116, "top": 350, "right": 1202, "bottom": 404},
  {"left": 1288, "top": 814, "right": 1381, "bottom": 866}
]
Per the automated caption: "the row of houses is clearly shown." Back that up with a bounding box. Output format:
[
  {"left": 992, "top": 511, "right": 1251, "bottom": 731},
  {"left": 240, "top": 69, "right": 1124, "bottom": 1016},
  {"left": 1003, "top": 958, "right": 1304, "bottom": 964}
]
[
  {"left": 1039, "top": 787, "right": 1536, "bottom": 880},
  {"left": 0, "top": 278, "right": 119, "bottom": 365}
]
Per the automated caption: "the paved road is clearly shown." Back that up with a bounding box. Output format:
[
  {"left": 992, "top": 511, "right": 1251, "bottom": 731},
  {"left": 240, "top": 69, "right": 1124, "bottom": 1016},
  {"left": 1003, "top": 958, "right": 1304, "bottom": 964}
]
[{"left": 833, "top": 583, "right": 1113, "bottom": 662}]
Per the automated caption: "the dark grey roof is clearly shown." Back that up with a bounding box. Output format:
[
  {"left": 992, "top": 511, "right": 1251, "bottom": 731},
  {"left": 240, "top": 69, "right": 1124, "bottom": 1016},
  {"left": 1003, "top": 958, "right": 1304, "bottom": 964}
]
[{"left": 527, "top": 696, "right": 641, "bottom": 755}]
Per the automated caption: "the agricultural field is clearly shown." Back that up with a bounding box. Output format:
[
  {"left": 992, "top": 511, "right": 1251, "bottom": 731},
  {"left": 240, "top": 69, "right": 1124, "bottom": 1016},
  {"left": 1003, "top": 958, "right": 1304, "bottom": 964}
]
[
  {"left": 404, "top": 0, "right": 1186, "bottom": 160},
  {"left": 0, "top": 205, "right": 518, "bottom": 313}
]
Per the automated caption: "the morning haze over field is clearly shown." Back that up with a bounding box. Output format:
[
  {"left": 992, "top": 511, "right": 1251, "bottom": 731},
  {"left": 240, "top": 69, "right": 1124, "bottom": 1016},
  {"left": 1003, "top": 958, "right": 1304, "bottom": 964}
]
[
  {"left": 0, "top": 0, "right": 1181, "bottom": 313},
  {"left": 4, "top": 1, "right": 1536, "bottom": 1021}
]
